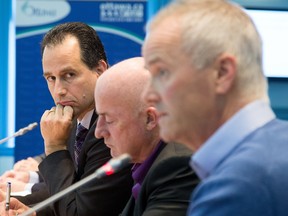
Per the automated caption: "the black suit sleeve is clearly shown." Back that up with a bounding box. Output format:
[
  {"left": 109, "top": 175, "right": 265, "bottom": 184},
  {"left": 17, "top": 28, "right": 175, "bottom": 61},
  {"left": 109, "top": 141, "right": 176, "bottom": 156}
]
[
  {"left": 14, "top": 183, "right": 55, "bottom": 216},
  {"left": 15, "top": 182, "right": 48, "bottom": 204},
  {"left": 137, "top": 156, "right": 199, "bottom": 216},
  {"left": 39, "top": 129, "right": 133, "bottom": 216}
]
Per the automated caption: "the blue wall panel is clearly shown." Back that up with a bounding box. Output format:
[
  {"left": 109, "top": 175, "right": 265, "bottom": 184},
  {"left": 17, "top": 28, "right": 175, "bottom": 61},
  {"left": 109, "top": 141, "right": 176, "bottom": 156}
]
[
  {"left": 0, "top": 0, "right": 10, "bottom": 144},
  {"left": 0, "top": 0, "right": 14, "bottom": 157}
]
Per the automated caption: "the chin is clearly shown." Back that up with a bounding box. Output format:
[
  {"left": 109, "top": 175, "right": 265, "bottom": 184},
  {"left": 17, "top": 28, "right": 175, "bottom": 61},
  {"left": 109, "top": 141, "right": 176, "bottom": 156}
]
[{"left": 110, "top": 150, "right": 119, "bottom": 158}]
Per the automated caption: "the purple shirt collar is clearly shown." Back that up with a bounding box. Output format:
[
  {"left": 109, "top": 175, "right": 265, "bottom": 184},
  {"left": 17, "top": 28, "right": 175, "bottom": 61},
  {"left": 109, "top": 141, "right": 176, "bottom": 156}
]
[{"left": 131, "top": 141, "right": 165, "bottom": 199}]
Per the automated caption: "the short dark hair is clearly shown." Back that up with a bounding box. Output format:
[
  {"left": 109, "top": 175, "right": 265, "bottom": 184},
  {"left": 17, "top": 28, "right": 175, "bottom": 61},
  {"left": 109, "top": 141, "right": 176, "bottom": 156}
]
[{"left": 41, "top": 22, "right": 108, "bottom": 69}]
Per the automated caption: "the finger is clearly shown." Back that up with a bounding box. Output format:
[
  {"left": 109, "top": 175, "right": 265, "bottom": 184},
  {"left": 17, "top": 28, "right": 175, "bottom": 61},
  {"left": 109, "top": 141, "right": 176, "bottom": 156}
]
[
  {"left": 9, "top": 198, "right": 33, "bottom": 214},
  {"left": 48, "top": 106, "right": 56, "bottom": 116},
  {"left": 14, "top": 159, "right": 25, "bottom": 168},
  {"left": 41, "top": 109, "right": 53, "bottom": 119},
  {"left": 55, "top": 104, "right": 64, "bottom": 117},
  {"left": 1, "top": 170, "right": 15, "bottom": 179},
  {"left": 27, "top": 157, "right": 37, "bottom": 163},
  {"left": 13, "top": 160, "right": 27, "bottom": 171},
  {"left": 9, "top": 197, "right": 24, "bottom": 209},
  {"left": 41, "top": 107, "right": 56, "bottom": 121},
  {"left": 63, "top": 106, "right": 74, "bottom": 121}
]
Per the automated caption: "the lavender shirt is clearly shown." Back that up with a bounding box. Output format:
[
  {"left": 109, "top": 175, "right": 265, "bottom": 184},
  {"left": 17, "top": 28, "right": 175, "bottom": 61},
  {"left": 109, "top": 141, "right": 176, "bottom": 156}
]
[{"left": 131, "top": 141, "right": 165, "bottom": 199}]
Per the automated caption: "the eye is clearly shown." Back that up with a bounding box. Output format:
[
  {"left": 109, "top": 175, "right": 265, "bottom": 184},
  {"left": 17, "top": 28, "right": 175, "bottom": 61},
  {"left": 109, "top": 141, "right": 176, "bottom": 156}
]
[
  {"left": 65, "top": 73, "right": 75, "bottom": 79},
  {"left": 106, "top": 120, "right": 113, "bottom": 125},
  {"left": 157, "top": 69, "right": 169, "bottom": 80},
  {"left": 105, "top": 117, "right": 114, "bottom": 125},
  {"left": 46, "top": 76, "right": 56, "bottom": 82}
]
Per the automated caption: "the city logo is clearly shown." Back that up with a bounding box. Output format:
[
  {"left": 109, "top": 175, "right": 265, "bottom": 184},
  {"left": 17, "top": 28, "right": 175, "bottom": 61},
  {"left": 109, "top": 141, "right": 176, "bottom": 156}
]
[{"left": 16, "top": 0, "right": 71, "bottom": 27}]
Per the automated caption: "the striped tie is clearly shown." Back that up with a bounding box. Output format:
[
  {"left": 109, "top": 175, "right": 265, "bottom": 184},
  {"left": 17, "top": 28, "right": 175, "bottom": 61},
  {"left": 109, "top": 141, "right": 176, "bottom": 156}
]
[{"left": 74, "top": 123, "right": 89, "bottom": 166}]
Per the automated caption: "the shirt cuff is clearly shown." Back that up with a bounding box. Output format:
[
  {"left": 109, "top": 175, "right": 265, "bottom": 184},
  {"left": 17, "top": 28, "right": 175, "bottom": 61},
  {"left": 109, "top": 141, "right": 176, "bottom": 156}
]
[
  {"left": 29, "top": 171, "right": 40, "bottom": 183},
  {"left": 24, "top": 182, "right": 35, "bottom": 193}
]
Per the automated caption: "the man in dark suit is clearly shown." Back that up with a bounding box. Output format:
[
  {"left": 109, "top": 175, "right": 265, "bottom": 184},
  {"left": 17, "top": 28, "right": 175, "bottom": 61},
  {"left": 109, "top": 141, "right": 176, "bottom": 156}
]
[
  {"left": 0, "top": 22, "right": 133, "bottom": 216},
  {"left": 94, "top": 57, "right": 199, "bottom": 216}
]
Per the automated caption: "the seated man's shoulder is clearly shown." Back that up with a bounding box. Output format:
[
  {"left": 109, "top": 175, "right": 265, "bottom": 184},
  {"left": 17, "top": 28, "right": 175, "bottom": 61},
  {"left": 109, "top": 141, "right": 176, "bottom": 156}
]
[{"left": 146, "top": 142, "right": 198, "bottom": 187}]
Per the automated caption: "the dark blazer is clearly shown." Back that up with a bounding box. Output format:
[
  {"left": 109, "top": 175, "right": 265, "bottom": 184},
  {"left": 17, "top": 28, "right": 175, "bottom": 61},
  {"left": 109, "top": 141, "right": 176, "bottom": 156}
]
[
  {"left": 20, "top": 112, "right": 133, "bottom": 216},
  {"left": 121, "top": 143, "right": 199, "bottom": 216}
]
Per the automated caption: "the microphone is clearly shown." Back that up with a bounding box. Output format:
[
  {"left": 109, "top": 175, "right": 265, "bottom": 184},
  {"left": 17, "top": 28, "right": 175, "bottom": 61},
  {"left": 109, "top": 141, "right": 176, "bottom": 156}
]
[
  {"left": 19, "top": 153, "right": 132, "bottom": 216},
  {"left": 0, "top": 122, "right": 38, "bottom": 145}
]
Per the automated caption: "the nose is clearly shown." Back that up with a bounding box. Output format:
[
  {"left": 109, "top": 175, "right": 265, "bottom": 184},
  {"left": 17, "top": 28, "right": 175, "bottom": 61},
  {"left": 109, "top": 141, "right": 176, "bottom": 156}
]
[
  {"left": 95, "top": 116, "right": 109, "bottom": 139},
  {"left": 54, "top": 80, "right": 67, "bottom": 97}
]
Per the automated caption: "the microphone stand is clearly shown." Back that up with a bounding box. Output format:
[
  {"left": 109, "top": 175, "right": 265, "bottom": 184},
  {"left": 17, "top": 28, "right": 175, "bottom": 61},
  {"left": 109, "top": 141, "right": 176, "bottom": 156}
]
[
  {"left": 20, "top": 171, "right": 99, "bottom": 216},
  {"left": 0, "top": 122, "right": 38, "bottom": 145},
  {"left": 19, "top": 153, "right": 131, "bottom": 216}
]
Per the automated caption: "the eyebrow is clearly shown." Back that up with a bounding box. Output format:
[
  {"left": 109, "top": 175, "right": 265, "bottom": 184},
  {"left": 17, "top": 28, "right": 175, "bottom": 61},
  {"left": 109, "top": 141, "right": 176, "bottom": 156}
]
[
  {"left": 97, "top": 111, "right": 116, "bottom": 120},
  {"left": 43, "top": 71, "right": 52, "bottom": 77},
  {"left": 145, "top": 56, "right": 160, "bottom": 67},
  {"left": 43, "top": 67, "right": 78, "bottom": 77},
  {"left": 96, "top": 111, "right": 109, "bottom": 117}
]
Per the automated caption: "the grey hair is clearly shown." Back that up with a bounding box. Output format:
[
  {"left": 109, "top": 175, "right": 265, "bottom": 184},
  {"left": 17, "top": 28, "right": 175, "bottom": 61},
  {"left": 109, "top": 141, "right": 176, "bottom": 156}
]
[{"left": 147, "top": 0, "right": 268, "bottom": 101}]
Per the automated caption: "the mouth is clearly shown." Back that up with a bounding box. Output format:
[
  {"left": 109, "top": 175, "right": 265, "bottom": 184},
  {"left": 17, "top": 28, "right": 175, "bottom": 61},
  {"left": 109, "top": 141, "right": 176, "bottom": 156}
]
[
  {"left": 57, "top": 101, "right": 75, "bottom": 107},
  {"left": 104, "top": 142, "right": 112, "bottom": 149}
]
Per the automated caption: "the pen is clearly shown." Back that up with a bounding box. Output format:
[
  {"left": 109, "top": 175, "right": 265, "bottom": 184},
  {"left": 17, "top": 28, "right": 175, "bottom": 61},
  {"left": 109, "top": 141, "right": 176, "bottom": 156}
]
[{"left": 5, "top": 182, "right": 11, "bottom": 211}]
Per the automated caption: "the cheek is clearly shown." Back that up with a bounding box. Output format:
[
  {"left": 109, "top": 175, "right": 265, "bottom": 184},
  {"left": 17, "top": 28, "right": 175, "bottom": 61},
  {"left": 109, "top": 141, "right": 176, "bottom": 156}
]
[
  {"left": 118, "top": 142, "right": 127, "bottom": 153},
  {"left": 47, "top": 84, "right": 54, "bottom": 95},
  {"left": 163, "top": 85, "right": 174, "bottom": 100},
  {"left": 77, "top": 76, "right": 97, "bottom": 99},
  {"left": 81, "top": 89, "right": 94, "bottom": 101},
  {"left": 109, "top": 126, "right": 124, "bottom": 143},
  {"left": 162, "top": 81, "right": 181, "bottom": 105},
  {"left": 49, "top": 90, "right": 58, "bottom": 103},
  {"left": 112, "top": 134, "right": 129, "bottom": 155}
]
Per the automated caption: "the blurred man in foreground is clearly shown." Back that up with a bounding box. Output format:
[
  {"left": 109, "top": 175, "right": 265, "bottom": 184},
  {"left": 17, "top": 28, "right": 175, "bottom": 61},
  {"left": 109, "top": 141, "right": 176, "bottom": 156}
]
[{"left": 143, "top": 0, "right": 288, "bottom": 216}]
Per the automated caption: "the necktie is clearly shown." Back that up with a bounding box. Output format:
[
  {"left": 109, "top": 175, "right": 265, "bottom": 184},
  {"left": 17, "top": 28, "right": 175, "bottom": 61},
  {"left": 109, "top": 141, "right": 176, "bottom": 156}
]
[{"left": 74, "top": 123, "right": 89, "bottom": 166}]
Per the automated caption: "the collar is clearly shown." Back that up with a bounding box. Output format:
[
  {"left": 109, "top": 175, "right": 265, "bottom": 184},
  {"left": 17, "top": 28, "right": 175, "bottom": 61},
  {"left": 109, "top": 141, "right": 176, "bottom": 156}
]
[
  {"left": 191, "top": 100, "right": 276, "bottom": 180},
  {"left": 132, "top": 140, "right": 164, "bottom": 183},
  {"left": 77, "top": 110, "right": 94, "bottom": 130}
]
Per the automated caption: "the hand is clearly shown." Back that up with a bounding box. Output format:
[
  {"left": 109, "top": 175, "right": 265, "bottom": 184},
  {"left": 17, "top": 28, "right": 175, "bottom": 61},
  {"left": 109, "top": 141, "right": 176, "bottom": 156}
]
[
  {"left": 40, "top": 104, "right": 74, "bottom": 155},
  {"left": 14, "top": 157, "right": 39, "bottom": 172},
  {"left": 1, "top": 170, "right": 30, "bottom": 183},
  {"left": 0, "top": 198, "right": 36, "bottom": 216},
  {"left": 0, "top": 178, "right": 27, "bottom": 193},
  {"left": 0, "top": 189, "right": 5, "bottom": 202}
]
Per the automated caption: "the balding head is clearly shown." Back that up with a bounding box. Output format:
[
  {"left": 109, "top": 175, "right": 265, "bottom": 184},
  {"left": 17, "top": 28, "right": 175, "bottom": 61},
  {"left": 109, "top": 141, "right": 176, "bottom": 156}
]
[
  {"left": 94, "top": 57, "right": 160, "bottom": 162},
  {"left": 95, "top": 57, "right": 150, "bottom": 112}
]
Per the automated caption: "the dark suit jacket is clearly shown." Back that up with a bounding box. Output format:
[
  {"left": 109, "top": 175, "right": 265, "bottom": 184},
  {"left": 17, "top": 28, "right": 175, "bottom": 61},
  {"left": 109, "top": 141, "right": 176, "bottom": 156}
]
[
  {"left": 121, "top": 143, "right": 199, "bottom": 216},
  {"left": 20, "top": 112, "right": 134, "bottom": 216}
]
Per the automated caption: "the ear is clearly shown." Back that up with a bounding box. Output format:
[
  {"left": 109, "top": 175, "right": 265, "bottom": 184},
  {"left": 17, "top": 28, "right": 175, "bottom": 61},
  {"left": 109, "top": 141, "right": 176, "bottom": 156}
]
[
  {"left": 145, "top": 107, "right": 158, "bottom": 130},
  {"left": 215, "top": 53, "right": 237, "bottom": 94},
  {"left": 93, "top": 60, "right": 108, "bottom": 76}
]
